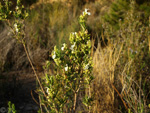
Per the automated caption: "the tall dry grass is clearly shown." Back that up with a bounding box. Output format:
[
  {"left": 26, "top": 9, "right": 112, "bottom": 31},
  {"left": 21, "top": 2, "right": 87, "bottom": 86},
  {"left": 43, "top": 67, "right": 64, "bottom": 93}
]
[
  {"left": 92, "top": 38, "right": 123, "bottom": 112},
  {"left": 91, "top": 3, "right": 150, "bottom": 112}
]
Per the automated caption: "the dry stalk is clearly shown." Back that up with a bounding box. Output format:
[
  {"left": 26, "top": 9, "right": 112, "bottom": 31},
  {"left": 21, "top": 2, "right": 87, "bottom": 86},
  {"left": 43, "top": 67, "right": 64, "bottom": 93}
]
[{"left": 6, "top": 19, "right": 47, "bottom": 98}]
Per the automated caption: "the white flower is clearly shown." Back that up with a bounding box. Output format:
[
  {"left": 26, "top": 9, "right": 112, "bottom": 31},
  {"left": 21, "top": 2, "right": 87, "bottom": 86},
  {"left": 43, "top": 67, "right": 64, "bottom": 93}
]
[
  {"left": 72, "top": 32, "right": 77, "bottom": 35},
  {"left": 61, "top": 43, "right": 66, "bottom": 51},
  {"left": 14, "top": 23, "right": 17, "bottom": 28},
  {"left": 46, "top": 87, "right": 50, "bottom": 95},
  {"left": 61, "top": 46, "right": 65, "bottom": 51},
  {"left": 52, "top": 51, "right": 56, "bottom": 59},
  {"left": 70, "top": 42, "right": 76, "bottom": 51},
  {"left": 65, "top": 64, "right": 68, "bottom": 71},
  {"left": 85, "top": 8, "right": 88, "bottom": 13},
  {"left": 14, "top": 23, "right": 19, "bottom": 32},
  {"left": 87, "top": 12, "right": 91, "bottom": 15},
  {"left": 84, "top": 63, "right": 89, "bottom": 70},
  {"left": 16, "top": 28, "right": 19, "bottom": 32},
  {"left": 83, "top": 8, "right": 91, "bottom": 16}
]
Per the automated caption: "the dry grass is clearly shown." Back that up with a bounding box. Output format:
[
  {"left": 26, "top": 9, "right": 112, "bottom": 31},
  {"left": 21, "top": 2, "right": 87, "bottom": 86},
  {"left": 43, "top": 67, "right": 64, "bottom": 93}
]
[{"left": 91, "top": 38, "right": 123, "bottom": 112}]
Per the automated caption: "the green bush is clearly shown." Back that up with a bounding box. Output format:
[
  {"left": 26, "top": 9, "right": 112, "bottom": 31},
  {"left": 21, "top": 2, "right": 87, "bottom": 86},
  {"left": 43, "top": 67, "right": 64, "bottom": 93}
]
[
  {"left": 104, "top": 0, "right": 150, "bottom": 30},
  {"left": 104, "top": 0, "right": 130, "bottom": 29},
  {"left": 38, "top": 9, "right": 93, "bottom": 113}
]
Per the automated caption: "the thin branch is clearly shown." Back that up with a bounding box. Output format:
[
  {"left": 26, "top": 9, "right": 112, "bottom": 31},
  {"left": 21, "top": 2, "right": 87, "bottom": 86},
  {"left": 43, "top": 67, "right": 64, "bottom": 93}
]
[
  {"left": 31, "top": 90, "right": 39, "bottom": 105},
  {"left": 111, "top": 83, "right": 128, "bottom": 110},
  {"left": 22, "top": 43, "right": 47, "bottom": 97}
]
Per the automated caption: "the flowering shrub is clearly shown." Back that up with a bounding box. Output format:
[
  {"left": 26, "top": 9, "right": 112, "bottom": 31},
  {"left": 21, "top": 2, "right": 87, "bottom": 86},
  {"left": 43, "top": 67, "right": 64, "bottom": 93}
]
[
  {"left": 40, "top": 8, "right": 94, "bottom": 112},
  {"left": 0, "top": 0, "right": 28, "bottom": 43}
]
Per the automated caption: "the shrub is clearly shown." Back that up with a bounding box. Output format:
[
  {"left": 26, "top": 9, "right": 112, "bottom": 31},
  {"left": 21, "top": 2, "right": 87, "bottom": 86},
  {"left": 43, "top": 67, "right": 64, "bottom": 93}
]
[
  {"left": 104, "top": 0, "right": 150, "bottom": 30},
  {"left": 104, "top": 0, "right": 130, "bottom": 29},
  {"left": 38, "top": 8, "right": 94, "bottom": 113}
]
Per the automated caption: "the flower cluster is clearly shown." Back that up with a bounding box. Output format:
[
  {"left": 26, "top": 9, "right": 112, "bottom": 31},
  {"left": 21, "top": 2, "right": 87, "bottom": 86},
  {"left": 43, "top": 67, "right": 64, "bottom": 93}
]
[
  {"left": 14, "top": 23, "right": 19, "bottom": 32},
  {"left": 52, "top": 51, "right": 56, "bottom": 59}
]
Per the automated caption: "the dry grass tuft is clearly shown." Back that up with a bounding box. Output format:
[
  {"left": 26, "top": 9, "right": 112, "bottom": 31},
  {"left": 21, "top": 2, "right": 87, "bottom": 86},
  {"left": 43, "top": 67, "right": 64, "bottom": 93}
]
[{"left": 91, "top": 39, "right": 123, "bottom": 112}]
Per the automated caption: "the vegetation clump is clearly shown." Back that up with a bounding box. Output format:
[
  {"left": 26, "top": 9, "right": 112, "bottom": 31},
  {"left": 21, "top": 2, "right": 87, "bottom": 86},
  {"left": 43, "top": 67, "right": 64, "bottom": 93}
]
[{"left": 39, "top": 8, "right": 94, "bottom": 113}]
